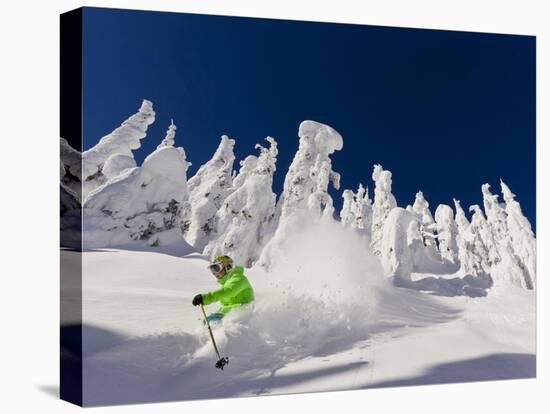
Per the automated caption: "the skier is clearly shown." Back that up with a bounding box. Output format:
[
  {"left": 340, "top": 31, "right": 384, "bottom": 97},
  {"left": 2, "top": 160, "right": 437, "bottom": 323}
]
[{"left": 192, "top": 255, "right": 255, "bottom": 323}]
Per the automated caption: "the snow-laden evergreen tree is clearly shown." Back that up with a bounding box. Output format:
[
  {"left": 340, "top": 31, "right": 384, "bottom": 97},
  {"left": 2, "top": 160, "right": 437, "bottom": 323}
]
[
  {"left": 102, "top": 154, "right": 137, "bottom": 181},
  {"left": 60, "top": 182, "right": 82, "bottom": 249},
  {"left": 185, "top": 135, "right": 236, "bottom": 250},
  {"left": 307, "top": 153, "right": 341, "bottom": 218},
  {"left": 378, "top": 206, "right": 446, "bottom": 281},
  {"left": 469, "top": 204, "right": 500, "bottom": 273},
  {"left": 97, "top": 108, "right": 164, "bottom": 182},
  {"left": 157, "top": 119, "right": 176, "bottom": 149},
  {"left": 83, "top": 123, "right": 191, "bottom": 248},
  {"left": 411, "top": 191, "right": 438, "bottom": 252},
  {"left": 481, "top": 183, "right": 508, "bottom": 243},
  {"left": 453, "top": 199, "right": 487, "bottom": 277},
  {"left": 434, "top": 204, "right": 459, "bottom": 265},
  {"left": 500, "top": 180, "right": 536, "bottom": 289},
  {"left": 82, "top": 99, "right": 156, "bottom": 199},
  {"left": 453, "top": 198, "right": 470, "bottom": 233},
  {"left": 340, "top": 184, "right": 373, "bottom": 238},
  {"left": 355, "top": 185, "right": 373, "bottom": 234},
  {"left": 277, "top": 120, "right": 343, "bottom": 218},
  {"left": 232, "top": 155, "right": 258, "bottom": 189},
  {"left": 60, "top": 137, "right": 83, "bottom": 248},
  {"left": 340, "top": 190, "right": 355, "bottom": 227},
  {"left": 470, "top": 203, "right": 532, "bottom": 290},
  {"left": 406, "top": 218, "right": 427, "bottom": 265},
  {"left": 60, "top": 137, "right": 82, "bottom": 198},
  {"left": 259, "top": 120, "right": 343, "bottom": 268},
  {"left": 371, "top": 164, "right": 397, "bottom": 255},
  {"left": 378, "top": 208, "right": 417, "bottom": 280},
  {"left": 204, "top": 137, "right": 278, "bottom": 267}
]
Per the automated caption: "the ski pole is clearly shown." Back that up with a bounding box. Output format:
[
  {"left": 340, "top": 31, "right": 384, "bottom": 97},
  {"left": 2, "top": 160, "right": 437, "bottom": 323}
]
[{"left": 200, "top": 303, "right": 229, "bottom": 370}]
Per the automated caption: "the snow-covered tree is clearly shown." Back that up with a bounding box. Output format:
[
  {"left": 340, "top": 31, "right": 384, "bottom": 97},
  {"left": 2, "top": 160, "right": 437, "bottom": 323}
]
[
  {"left": 157, "top": 119, "right": 176, "bottom": 149},
  {"left": 355, "top": 185, "right": 373, "bottom": 234},
  {"left": 60, "top": 137, "right": 82, "bottom": 198},
  {"left": 102, "top": 154, "right": 137, "bottom": 181},
  {"left": 481, "top": 183, "right": 508, "bottom": 244},
  {"left": 307, "top": 153, "right": 341, "bottom": 218},
  {"left": 453, "top": 198, "right": 470, "bottom": 233},
  {"left": 259, "top": 120, "right": 343, "bottom": 268},
  {"left": 60, "top": 183, "right": 82, "bottom": 249},
  {"left": 340, "top": 190, "right": 355, "bottom": 227},
  {"left": 185, "top": 135, "right": 236, "bottom": 250},
  {"left": 406, "top": 218, "right": 427, "bottom": 264},
  {"left": 434, "top": 204, "right": 459, "bottom": 264},
  {"left": 82, "top": 99, "right": 156, "bottom": 199},
  {"left": 453, "top": 199, "right": 486, "bottom": 278},
  {"left": 411, "top": 191, "right": 438, "bottom": 251},
  {"left": 340, "top": 184, "right": 373, "bottom": 238},
  {"left": 378, "top": 208, "right": 417, "bottom": 280},
  {"left": 469, "top": 204, "right": 500, "bottom": 272},
  {"left": 204, "top": 137, "right": 278, "bottom": 267},
  {"left": 60, "top": 137, "right": 83, "bottom": 248},
  {"left": 232, "top": 155, "right": 258, "bottom": 189},
  {"left": 370, "top": 164, "right": 397, "bottom": 255},
  {"left": 83, "top": 124, "right": 191, "bottom": 248},
  {"left": 500, "top": 180, "right": 536, "bottom": 289},
  {"left": 378, "top": 207, "right": 443, "bottom": 281},
  {"left": 470, "top": 202, "right": 533, "bottom": 290},
  {"left": 277, "top": 120, "right": 343, "bottom": 219}
]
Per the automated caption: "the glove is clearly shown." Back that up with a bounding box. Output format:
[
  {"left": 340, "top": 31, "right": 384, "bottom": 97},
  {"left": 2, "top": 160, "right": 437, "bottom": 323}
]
[{"left": 192, "top": 294, "right": 203, "bottom": 306}]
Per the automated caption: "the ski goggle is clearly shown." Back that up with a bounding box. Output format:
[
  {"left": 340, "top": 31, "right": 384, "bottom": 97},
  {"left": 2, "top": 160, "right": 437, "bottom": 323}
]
[{"left": 208, "top": 263, "right": 224, "bottom": 274}]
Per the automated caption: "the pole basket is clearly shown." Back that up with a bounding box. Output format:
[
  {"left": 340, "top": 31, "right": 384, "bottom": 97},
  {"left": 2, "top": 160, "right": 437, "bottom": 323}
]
[{"left": 215, "top": 356, "right": 229, "bottom": 370}]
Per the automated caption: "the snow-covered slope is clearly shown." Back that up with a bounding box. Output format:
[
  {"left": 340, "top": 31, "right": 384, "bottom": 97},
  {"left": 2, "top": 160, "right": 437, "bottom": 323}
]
[
  {"left": 68, "top": 243, "right": 534, "bottom": 406},
  {"left": 60, "top": 99, "right": 536, "bottom": 406}
]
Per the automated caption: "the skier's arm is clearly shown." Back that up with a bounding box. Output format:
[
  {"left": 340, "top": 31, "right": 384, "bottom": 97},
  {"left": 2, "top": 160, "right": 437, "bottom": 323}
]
[{"left": 202, "top": 276, "right": 248, "bottom": 305}]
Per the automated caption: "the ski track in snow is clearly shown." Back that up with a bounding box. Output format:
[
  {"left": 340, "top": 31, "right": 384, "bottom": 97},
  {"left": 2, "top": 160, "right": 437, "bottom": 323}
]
[{"left": 63, "top": 249, "right": 535, "bottom": 406}]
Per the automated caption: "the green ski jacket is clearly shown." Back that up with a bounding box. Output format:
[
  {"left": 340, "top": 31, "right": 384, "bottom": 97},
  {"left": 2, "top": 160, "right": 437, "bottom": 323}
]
[{"left": 202, "top": 266, "right": 255, "bottom": 315}]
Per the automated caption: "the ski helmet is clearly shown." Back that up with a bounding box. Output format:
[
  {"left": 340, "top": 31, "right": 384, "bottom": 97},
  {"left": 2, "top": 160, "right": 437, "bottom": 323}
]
[{"left": 209, "top": 255, "right": 234, "bottom": 272}]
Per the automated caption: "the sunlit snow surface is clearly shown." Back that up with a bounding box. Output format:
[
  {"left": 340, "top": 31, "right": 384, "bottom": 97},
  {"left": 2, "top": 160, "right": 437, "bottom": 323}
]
[{"left": 67, "top": 221, "right": 534, "bottom": 406}]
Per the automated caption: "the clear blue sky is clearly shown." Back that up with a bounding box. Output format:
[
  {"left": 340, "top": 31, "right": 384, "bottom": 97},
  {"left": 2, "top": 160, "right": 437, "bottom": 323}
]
[{"left": 82, "top": 7, "right": 536, "bottom": 230}]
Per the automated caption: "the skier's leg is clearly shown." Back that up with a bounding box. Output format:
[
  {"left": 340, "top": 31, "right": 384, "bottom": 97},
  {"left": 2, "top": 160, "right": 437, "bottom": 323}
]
[{"left": 207, "top": 312, "right": 224, "bottom": 323}]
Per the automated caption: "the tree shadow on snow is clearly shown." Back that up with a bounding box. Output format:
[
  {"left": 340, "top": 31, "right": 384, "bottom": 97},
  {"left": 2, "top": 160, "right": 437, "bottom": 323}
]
[
  {"left": 82, "top": 242, "right": 199, "bottom": 259},
  {"left": 392, "top": 274, "right": 493, "bottom": 298},
  {"left": 60, "top": 323, "right": 128, "bottom": 405},
  {"left": 81, "top": 330, "right": 204, "bottom": 406},
  {"left": 61, "top": 323, "right": 128, "bottom": 358},
  {"left": 366, "top": 353, "right": 535, "bottom": 389}
]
